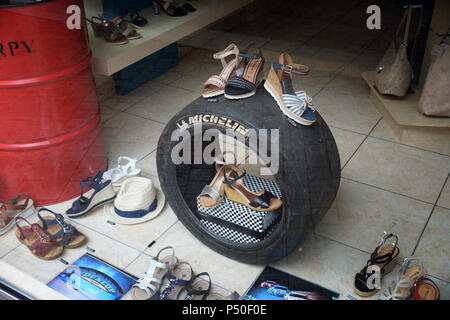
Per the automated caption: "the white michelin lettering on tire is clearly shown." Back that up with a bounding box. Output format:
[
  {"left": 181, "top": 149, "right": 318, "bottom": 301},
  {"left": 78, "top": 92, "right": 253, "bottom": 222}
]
[{"left": 66, "top": 5, "right": 81, "bottom": 30}]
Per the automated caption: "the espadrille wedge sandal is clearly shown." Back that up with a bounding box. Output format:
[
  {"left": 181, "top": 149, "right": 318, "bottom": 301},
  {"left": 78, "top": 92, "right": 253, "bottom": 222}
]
[
  {"left": 224, "top": 42, "right": 264, "bottom": 100},
  {"left": 354, "top": 233, "right": 399, "bottom": 297},
  {"left": 202, "top": 44, "right": 241, "bottom": 98},
  {"left": 66, "top": 171, "right": 116, "bottom": 218},
  {"left": 264, "top": 53, "right": 317, "bottom": 126},
  {"left": 222, "top": 165, "right": 282, "bottom": 212},
  {"left": 199, "top": 152, "right": 236, "bottom": 208}
]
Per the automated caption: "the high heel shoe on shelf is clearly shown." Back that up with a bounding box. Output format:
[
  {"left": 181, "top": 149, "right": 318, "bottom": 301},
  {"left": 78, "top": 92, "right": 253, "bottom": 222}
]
[
  {"left": 264, "top": 53, "right": 316, "bottom": 126},
  {"left": 224, "top": 42, "right": 265, "bottom": 100},
  {"left": 222, "top": 165, "right": 282, "bottom": 212},
  {"left": 380, "top": 256, "right": 427, "bottom": 300},
  {"left": 199, "top": 152, "right": 236, "bottom": 208},
  {"left": 100, "top": 13, "right": 142, "bottom": 40},
  {"left": 153, "top": 0, "right": 187, "bottom": 17},
  {"left": 354, "top": 233, "right": 400, "bottom": 297},
  {"left": 86, "top": 16, "right": 129, "bottom": 45},
  {"left": 66, "top": 170, "right": 116, "bottom": 218},
  {"left": 202, "top": 44, "right": 242, "bottom": 98}
]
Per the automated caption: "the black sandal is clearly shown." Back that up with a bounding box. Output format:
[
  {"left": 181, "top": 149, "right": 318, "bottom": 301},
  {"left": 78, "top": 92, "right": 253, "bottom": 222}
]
[
  {"left": 121, "top": 8, "right": 148, "bottom": 29},
  {"left": 354, "top": 233, "right": 400, "bottom": 297},
  {"left": 224, "top": 42, "right": 264, "bottom": 100},
  {"left": 153, "top": 0, "right": 187, "bottom": 17},
  {"left": 37, "top": 208, "right": 87, "bottom": 249},
  {"left": 183, "top": 272, "right": 211, "bottom": 300}
]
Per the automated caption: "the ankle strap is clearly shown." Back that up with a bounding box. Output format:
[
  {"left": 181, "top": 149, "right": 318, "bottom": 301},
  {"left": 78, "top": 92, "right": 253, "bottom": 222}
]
[
  {"left": 239, "top": 42, "right": 263, "bottom": 63},
  {"left": 275, "top": 52, "right": 309, "bottom": 80},
  {"left": 223, "top": 165, "right": 246, "bottom": 187}
]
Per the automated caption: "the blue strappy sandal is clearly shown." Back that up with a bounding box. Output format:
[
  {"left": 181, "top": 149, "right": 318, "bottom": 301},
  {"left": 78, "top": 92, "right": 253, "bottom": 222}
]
[{"left": 66, "top": 170, "right": 116, "bottom": 218}]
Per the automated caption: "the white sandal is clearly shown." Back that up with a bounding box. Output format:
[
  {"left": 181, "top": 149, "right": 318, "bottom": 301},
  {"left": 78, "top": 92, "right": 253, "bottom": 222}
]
[
  {"left": 202, "top": 43, "right": 242, "bottom": 98},
  {"left": 380, "top": 256, "right": 426, "bottom": 300},
  {"left": 131, "top": 246, "right": 177, "bottom": 300},
  {"left": 103, "top": 156, "right": 141, "bottom": 188}
]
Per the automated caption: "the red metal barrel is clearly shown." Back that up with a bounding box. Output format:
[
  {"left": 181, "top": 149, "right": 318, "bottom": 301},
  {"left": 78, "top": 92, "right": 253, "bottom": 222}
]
[{"left": 0, "top": 0, "right": 107, "bottom": 205}]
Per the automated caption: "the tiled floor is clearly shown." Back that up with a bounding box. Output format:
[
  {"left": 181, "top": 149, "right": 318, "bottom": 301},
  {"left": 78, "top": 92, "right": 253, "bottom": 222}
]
[{"left": 1, "top": 0, "right": 449, "bottom": 300}]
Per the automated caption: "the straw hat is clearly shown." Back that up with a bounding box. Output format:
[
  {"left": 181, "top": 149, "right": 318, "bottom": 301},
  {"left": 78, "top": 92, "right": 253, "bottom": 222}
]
[{"left": 105, "top": 177, "right": 165, "bottom": 225}]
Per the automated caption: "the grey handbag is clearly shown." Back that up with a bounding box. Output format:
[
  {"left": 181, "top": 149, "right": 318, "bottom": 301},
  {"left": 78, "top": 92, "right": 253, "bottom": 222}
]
[
  {"left": 374, "top": 6, "right": 413, "bottom": 97},
  {"left": 418, "top": 43, "right": 450, "bottom": 117}
]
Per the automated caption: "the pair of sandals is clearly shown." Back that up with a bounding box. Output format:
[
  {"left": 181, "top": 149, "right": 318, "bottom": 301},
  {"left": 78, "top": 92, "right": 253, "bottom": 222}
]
[
  {"left": 202, "top": 42, "right": 265, "bottom": 100},
  {"left": 354, "top": 233, "right": 439, "bottom": 300},
  {"left": 87, "top": 13, "right": 142, "bottom": 45},
  {"left": 198, "top": 152, "right": 282, "bottom": 212},
  {"left": 0, "top": 193, "right": 35, "bottom": 236},
  {"left": 15, "top": 209, "right": 86, "bottom": 260},
  {"left": 131, "top": 247, "right": 213, "bottom": 300},
  {"left": 120, "top": 8, "right": 148, "bottom": 29}
]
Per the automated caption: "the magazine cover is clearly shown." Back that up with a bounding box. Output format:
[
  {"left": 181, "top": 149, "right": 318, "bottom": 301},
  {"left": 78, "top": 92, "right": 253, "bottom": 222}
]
[
  {"left": 243, "top": 266, "right": 340, "bottom": 300},
  {"left": 47, "top": 253, "right": 137, "bottom": 300}
]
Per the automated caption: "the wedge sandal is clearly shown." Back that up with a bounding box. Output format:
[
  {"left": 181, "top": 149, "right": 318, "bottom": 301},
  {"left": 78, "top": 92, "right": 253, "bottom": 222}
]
[
  {"left": 224, "top": 42, "right": 264, "bottom": 100},
  {"left": 37, "top": 208, "right": 86, "bottom": 248},
  {"left": 159, "top": 261, "right": 193, "bottom": 300},
  {"left": 86, "top": 16, "right": 129, "bottom": 45},
  {"left": 354, "top": 233, "right": 400, "bottom": 297},
  {"left": 131, "top": 246, "right": 177, "bottom": 300},
  {"left": 0, "top": 193, "right": 35, "bottom": 236},
  {"left": 264, "top": 53, "right": 316, "bottom": 126},
  {"left": 66, "top": 170, "right": 116, "bottom": 218},
  {"left": 222, "top": 165, "right": 282, "bottom": 212},
  {"left": 202, "top": 44, "right": 241, "bottom": 98},
  {"left": 380, "top": 257, "right": 426, "bottom": 300},
  {"left": 199, "top": 151, "right": 236, "bottom": 208},
  {"left": 15, "top": 217, "right": 63, "bottom": 260},
  {"left": 182, "top": 272, "right": 211, "bottom": 300}
]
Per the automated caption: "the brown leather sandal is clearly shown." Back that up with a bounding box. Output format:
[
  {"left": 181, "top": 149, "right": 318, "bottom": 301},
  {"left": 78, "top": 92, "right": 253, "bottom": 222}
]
[
  {"left": 86, "top": 16, "right": 129, "bottom": 45},
  {"left": 0, "top": 193, "right": 35, "bottom": 236},
  {"left": 15, "top": 217, "right": 63, "bottom": 260},
  {"left": 101, "top": 13, "right": 142, "bottom": 40},
  {"left": 222, "top": 165, "right": 283, "bottom": 212}
]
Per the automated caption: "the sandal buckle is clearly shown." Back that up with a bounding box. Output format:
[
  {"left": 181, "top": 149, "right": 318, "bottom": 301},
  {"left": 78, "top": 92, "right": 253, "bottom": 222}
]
[{"left": 283, "top": 64, "right": 293, "bottom": 74}]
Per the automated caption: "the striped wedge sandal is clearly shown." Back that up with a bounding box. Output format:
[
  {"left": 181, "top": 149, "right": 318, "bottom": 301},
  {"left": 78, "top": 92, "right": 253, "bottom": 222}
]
[
  {"left": 380, "top": 257, "right": 426, "bottom": 300},
  {"left": 66, "top": 170, "right": 116, "bottom": 218},
  {"left": 264, "top": 53, "right": 316, "bottom": 126},
  {"left": 202, "top": 43, "right": 241, "bottom": 98}
]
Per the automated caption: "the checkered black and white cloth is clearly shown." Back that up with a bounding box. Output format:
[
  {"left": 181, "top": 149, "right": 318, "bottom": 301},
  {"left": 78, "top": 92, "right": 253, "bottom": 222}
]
[{"left": 200, "top": 219, "right": 279, "bottom": 244}]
